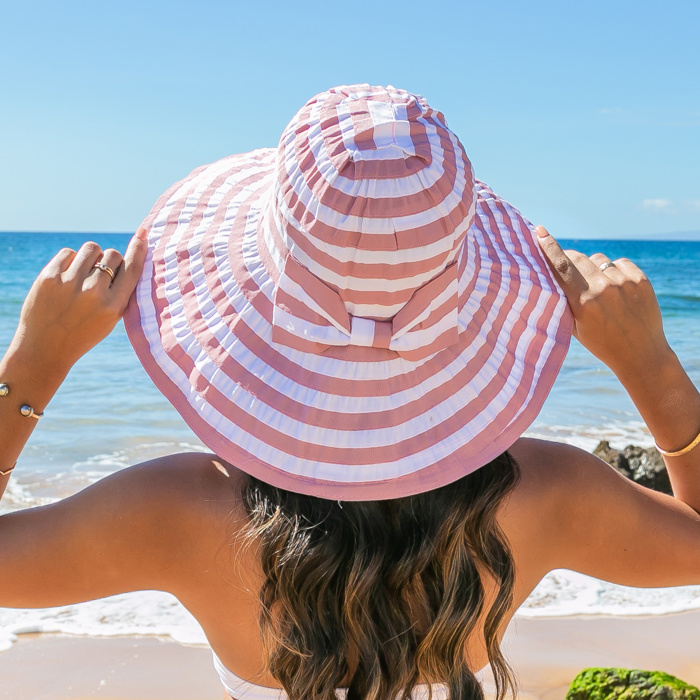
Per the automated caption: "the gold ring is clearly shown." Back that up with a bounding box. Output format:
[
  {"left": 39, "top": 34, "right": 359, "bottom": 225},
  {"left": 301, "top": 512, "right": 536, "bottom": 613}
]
[
  {"left": 599, "top": 261, "right": 617, "bottom": 272},
  {"left": 94, "top": 262, "right": 115, "bottom": 282}
]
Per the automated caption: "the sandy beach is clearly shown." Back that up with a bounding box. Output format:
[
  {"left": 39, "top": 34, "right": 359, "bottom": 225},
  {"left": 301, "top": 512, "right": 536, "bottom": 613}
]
[
  {"left": 495, "top": 611, "right": 700, "bottom": 699},
  {"left": 2, "top": 612, "right": 700, "bottom": 699},
  {"left": 0, "top": 634, "right": 224, "bottom": 700}
]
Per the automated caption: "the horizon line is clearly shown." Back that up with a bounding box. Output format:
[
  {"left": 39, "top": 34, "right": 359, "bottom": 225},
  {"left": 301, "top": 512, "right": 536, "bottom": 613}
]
[{"left": 3, "top": 230, "right": 700, "bottom": 242}]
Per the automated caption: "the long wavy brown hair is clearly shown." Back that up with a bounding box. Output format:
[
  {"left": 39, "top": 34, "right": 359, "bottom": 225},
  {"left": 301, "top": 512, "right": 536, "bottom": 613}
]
[{"left": 241, "top": 451, "right": 521, "bottom": 700}]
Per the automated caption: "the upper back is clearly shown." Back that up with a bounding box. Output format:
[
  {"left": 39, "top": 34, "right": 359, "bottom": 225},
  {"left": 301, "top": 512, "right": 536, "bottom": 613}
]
[{"left": 163, "top": 439, "right": 572, "bottom": 682}]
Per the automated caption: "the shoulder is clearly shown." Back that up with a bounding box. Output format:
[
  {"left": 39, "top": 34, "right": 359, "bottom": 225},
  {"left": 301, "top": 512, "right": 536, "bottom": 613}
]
[
  {"left": 499, "top": 437, "right": 629, "bottom": 574},
  {"left": 113, "top": 451, "right": 250, "bottom": 534},
  {"left": 504, "top": 438, "right": 700, "bottom": 588},
  {"left": 126, "top": 451, "right": 247, "bottom": 503},
  {"left": 508, "top": 436, "right": 612, "bottom": 495},
  {"left": 79, "top": 452, "right": 252, "bottom": 580}
]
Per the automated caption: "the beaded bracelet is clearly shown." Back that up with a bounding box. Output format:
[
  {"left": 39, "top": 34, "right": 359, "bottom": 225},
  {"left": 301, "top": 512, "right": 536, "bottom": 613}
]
[
  {"left": 0, "top": 383, "right": 44, "bottom": 419},
  {"left": 655, "top": 429, "right": 700, "bottom": 458}
]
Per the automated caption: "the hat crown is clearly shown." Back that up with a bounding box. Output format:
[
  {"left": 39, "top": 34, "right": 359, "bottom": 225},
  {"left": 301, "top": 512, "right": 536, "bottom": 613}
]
[
  {"left": 318, "top": 86, "right": 433, "bottom": 169},
  {"left": 270, "top": 84, "right": 476, "bottom": 320}
]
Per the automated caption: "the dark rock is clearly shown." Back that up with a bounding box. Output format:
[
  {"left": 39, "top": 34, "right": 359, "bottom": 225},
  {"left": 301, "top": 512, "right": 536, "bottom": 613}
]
[
  {"left": 593, "top": 440, "right": 621, "bottom": 467},
  {"left": 593, "top": 440, "right": 672, "bottom": 495},
  {"left": 566, "top": 667, "right": 700, "bottom": 700}
]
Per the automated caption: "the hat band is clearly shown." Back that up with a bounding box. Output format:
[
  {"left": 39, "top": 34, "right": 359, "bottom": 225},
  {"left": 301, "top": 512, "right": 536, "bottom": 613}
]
[{"left": 271, "top": 254, "right": 460, "bottom": 361}]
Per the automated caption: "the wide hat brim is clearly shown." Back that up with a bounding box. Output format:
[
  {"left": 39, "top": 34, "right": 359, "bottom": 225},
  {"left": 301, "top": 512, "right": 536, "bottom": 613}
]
[{"left": 124, "top": 148, "right": 572, "bottom": 500}]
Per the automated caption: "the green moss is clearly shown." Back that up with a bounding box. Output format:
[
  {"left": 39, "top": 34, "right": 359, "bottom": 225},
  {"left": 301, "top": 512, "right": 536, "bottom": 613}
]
[{"left": 566, "top": 668, "right": 700, "bottom": 700}]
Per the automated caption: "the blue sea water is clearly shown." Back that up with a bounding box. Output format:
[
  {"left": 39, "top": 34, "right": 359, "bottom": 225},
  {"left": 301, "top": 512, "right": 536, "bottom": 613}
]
[{"left": 1, "top": 231, "right": 700, "bottom": 646}]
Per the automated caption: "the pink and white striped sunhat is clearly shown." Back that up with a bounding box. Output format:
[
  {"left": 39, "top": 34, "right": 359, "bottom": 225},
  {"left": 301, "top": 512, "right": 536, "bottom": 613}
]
[{"left": 124, "top": 84, "right": 573, "bottom": 500}]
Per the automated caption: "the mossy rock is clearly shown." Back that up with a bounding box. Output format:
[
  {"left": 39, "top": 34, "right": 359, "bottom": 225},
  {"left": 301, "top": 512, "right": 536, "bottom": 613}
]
[{"left": 566, "top": 668, "right": 700, "bottom": 700}]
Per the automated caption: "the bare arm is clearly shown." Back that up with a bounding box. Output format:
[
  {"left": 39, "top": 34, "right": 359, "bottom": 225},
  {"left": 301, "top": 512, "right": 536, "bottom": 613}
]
[
  {"left": 533, "top": 228, "right": 700, "bottom": 586},
  {"left": 0, "top": 231, "right": 147, "bottom": 496},
  {"left": 0, "top": 453, "right": 240, "bottom": 608},
  {"left": 614, "top": 351, "right": 700, "bottom": 507},
  {"left": 537, "top": 227, "right": 700, "bottom": 510},
  {"left": 0, "top": 229, "right": 202, "bottom": 607},
  {"left": 507, "top": 438, "right": 700, "bottom": 589}
]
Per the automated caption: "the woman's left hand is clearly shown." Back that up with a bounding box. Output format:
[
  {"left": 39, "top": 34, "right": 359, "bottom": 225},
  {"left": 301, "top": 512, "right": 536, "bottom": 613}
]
[
  {"left": 536, "top": 225, "right": 670, "bottom": 381},
  {"left": 11, "top": 228, "right": 148, "bottom": 375}
]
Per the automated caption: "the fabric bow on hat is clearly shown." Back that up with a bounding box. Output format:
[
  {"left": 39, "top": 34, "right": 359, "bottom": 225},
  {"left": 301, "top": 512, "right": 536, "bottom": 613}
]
[
  {"left": 271, "top": 254, "right": 460, "bottom": 361},
  {"left": 126, "top": 83, "right": 573, "bottom": 500}
]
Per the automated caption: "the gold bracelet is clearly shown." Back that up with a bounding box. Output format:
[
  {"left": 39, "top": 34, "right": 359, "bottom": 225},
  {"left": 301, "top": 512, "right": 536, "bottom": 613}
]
[
  {"left": 0, "top": 463, "right": 16, "bottom": 476},
  {"left": 0, "top": 383, "right": 45, "bottom": 419},
  {"left": 655, "top": 429, "right": 700, "bottom": 458}
]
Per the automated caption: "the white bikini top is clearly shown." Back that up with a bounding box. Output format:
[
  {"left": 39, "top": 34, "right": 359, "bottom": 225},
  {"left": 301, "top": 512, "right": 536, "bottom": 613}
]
[{"left": 212, "top": 651, "right": 485, "bottom": 700}]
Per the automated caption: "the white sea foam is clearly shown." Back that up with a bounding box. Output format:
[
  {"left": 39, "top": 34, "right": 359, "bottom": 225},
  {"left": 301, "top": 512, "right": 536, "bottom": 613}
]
[
  {"left": 519, "top": 570, "right": 700, "bottom": 618},
  {"left": 0, "top": 591, "right": 207, "bottom": 652},
  {"left": 1, "top": 479, "right": 57, "bottom": 511},
  {"left": 523, "top": 420, "right": 655, "bottom": 452},
  {"left": 3, "top": 570, "right": 700, "bottom": 655}
]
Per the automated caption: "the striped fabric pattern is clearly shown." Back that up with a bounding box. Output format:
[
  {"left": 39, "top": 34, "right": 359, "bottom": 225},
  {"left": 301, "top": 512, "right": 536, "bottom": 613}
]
[{"left": 124, "top": 84, "right": 572, "bottom": 500}]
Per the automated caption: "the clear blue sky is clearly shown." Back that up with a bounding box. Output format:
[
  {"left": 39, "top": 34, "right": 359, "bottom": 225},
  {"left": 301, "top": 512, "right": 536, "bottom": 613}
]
[{"left": 2, "top": 0, "right": 698, "bottom": 239}]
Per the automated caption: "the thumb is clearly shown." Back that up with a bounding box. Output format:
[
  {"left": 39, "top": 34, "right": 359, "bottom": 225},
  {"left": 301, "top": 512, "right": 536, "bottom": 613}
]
[{"left": 535, "top": 226, "right": 587, "bottom": 302}]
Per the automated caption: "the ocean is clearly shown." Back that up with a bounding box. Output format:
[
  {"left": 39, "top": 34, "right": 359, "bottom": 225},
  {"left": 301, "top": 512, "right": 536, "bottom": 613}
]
[{"left": 1, "top": 232, "right": 700, "bottom": 651}]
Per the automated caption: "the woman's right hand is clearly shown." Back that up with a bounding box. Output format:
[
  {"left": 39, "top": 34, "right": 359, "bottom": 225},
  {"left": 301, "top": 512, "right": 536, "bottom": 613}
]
[
  {"left": 10, "top": 228, "right": 148, "bottom": 376},
  {"left": 536, "top": 225, "right": 673, "bottom": 382}
]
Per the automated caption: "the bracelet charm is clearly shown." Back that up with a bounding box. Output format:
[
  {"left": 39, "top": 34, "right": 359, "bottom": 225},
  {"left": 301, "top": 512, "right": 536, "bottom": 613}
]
[
  {"left": 20, "top": 404, "right": 44, "bottom": 420},
  {"left": 0, "top": 383, "right": 45, "bottom": 419}
]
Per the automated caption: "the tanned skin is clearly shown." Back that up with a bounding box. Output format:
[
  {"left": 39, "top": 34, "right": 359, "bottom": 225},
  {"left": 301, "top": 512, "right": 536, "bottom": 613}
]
[{"left": 1, "top": 226, "right": 700, "bottom": 691}]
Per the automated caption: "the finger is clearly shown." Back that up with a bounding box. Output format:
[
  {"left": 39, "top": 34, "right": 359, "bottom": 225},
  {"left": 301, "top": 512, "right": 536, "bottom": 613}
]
[
  {"left": 44, "top": 248, "right": 77, "bottom": 275},
  {"left": 87, "top": 249, "right": 124, "bottom": 287},
  {"left": 589, "top": 253, "right": 630, "bottom": 280},
  {"left": 66, "top": 242, "right": 103, "bottom": 280},
  {"left": 611, "top": 257, "right": 648, "bottom": 283},
  {"left": 563, "top": 249, "right": 602, "bottom": 277},
  {"left": 110, "top": 228, "right": 149, "bottom": 304},
  {"left": 535, "top": 226, "right": 589, "bottom": 298},
  {"left": 589, "top": 252, "right": 612, "bottom": 268}
]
